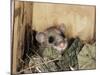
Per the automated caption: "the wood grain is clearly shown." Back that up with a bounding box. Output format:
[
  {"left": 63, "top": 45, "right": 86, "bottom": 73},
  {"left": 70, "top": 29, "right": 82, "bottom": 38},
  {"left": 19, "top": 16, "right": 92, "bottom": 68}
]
[{"left": 32, "top": 2, "right": 96, "bottom": 43}]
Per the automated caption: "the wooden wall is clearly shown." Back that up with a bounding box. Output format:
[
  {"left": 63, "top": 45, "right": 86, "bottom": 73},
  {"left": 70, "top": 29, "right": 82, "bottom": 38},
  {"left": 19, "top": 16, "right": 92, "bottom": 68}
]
[
  {"left": 32, "top": 2, "right": 96, "bottom": 42},
  {"left": 11, "top": 1, "right": 33, "bottom": 74}
]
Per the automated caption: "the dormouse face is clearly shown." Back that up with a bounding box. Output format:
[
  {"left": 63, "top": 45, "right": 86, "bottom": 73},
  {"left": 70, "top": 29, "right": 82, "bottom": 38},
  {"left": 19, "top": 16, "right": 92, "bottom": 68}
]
[{"left": 36, "top": 24, "right": 68, "bottom": 52}]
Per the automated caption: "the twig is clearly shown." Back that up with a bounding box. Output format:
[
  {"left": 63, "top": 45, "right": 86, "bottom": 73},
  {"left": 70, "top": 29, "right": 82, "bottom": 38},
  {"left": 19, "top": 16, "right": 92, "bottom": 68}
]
[
  {"left": 17, "top": 57, "right": 60, "bottom": 74},
  {"left": 18, "top": 57, "right": 25, "bottom": 64},
  {"left": 31, "top": 48, "right": 51, "bottom": 70}
]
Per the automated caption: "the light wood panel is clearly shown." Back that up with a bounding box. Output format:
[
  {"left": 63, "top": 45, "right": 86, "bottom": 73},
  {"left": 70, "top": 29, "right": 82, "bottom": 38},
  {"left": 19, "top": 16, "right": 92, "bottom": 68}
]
[{"left": 32, "top": 2, "right": 96, "bottom": 42}]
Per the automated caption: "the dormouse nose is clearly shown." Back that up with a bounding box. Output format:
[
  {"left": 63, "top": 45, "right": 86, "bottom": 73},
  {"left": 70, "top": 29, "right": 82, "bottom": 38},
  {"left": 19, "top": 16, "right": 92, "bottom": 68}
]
[{"left": 59, "top": 42, "right": 65, "bottom": 48}]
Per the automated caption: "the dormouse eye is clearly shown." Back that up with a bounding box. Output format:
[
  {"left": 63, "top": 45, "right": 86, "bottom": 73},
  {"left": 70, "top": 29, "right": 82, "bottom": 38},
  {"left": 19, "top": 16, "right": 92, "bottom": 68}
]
[{"left": 48, "top": 36, "right": 54, "bottom": 43}]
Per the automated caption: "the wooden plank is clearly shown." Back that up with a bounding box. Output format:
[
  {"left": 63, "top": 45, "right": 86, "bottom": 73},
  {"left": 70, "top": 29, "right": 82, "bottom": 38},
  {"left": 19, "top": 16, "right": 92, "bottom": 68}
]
[
  {"left": 12, "top": 1, "right": 21, "bottom": 74},
  {"left": 11, "top": 1, "right": 33, "bottom": 74},
  {"left": 32, "top": 2, "right": 96, "bottom": 43}
]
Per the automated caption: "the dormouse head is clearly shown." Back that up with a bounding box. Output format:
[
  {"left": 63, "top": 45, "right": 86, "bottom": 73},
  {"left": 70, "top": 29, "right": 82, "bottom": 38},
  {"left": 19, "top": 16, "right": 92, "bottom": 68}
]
[{"left": 36, "top": 24, "right": 68, "bottom": 52}]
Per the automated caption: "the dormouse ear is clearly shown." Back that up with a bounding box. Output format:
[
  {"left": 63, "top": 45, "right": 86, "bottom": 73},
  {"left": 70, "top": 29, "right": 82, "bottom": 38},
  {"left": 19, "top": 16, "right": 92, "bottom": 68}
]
[
  {"left": 36, "top": 32, "right": 46, "bottom": 43},
  {"left": 58, "top": 23, "right": 66, "bottom": 33}
]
